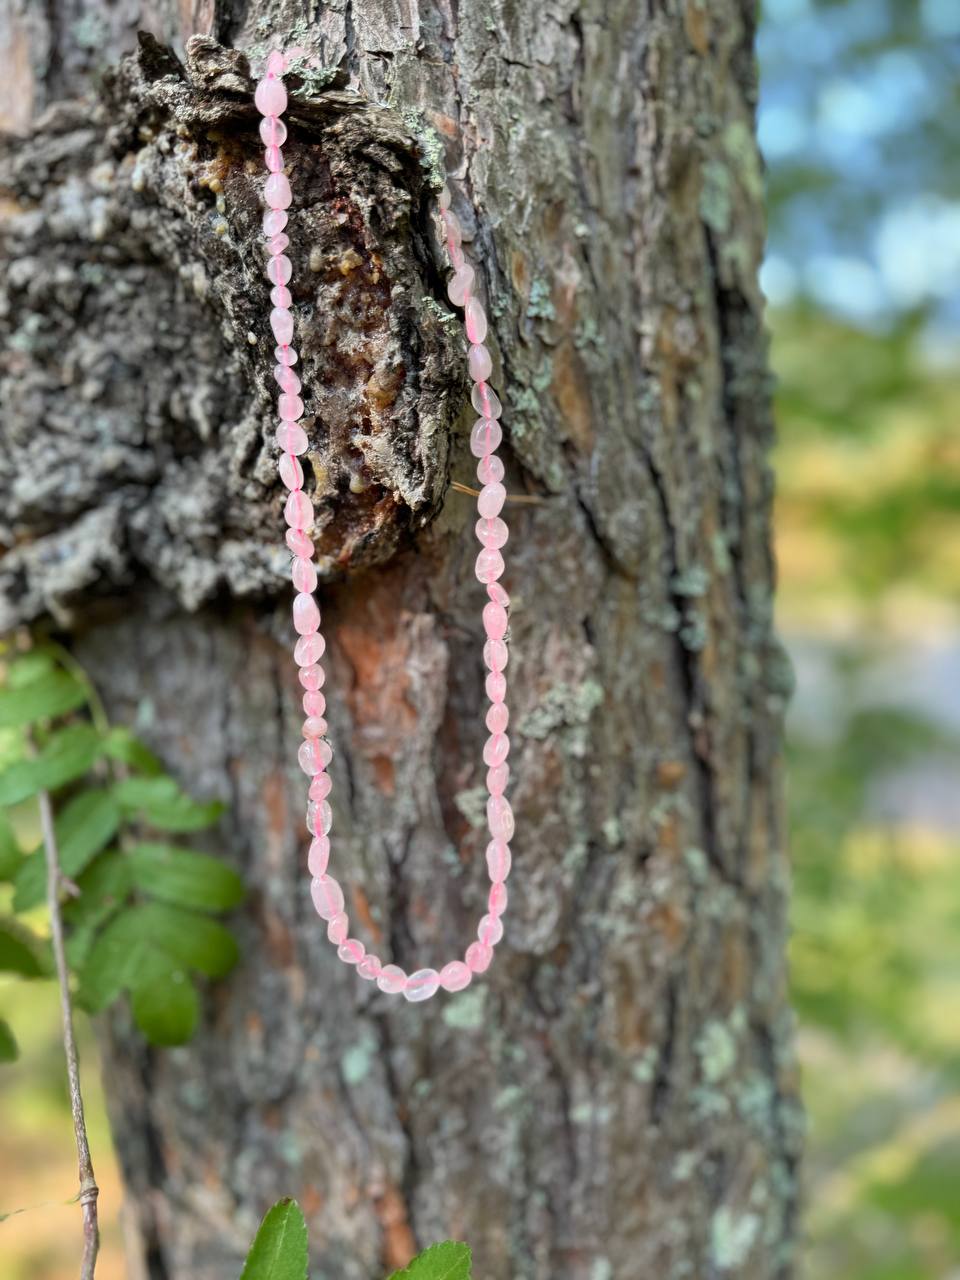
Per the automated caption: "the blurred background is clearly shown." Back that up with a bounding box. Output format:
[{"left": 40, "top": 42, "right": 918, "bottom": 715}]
[{"left": 2, "top": 1, "right": 959, "bottom": 1276}]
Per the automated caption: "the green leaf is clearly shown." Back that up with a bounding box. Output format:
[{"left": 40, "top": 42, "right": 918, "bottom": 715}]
[
  {"left": 102, "top": 728, "right": 164, "bottom": 776},
  {"left": 130, "top": 969, "right": 199, "bottom": 1046},
  {"left": 5, "top": 652, "right": 56, "bottom": 689},
  {"left": 389, "top": 1243, "right": 472, "bottom": 1280},
  {"left": 239, "top": 1199, "right": 308, "bottom": 1280},
  {"left": 0, "top": 725, "right": 101, "bottom": 807},
  {"left": 0, "top": 916, "right": 50, "bottom": 977},
  {"left": 63, "top": 850, "right": 132, "bottom": 931},
  {"left": 114, "top": 776, "right": 224, "bottom": 832},
  {"left": 0, "top": 814, "right": 20, "bottom": 880},
  {"left": 129, "top": 843, "right": 245, "bottom": 911},
  {"left": 135, "top": 903, "right": 239, "bottom": 977},
  {"left": 0, "top": 1018, "right": 18, "bottom": 1063},
  {"left": 0, "top": 669, "right": 86, "bottom": 729},
  {"left": 13, "top": 789, "right": 121, "bottom": 911}
]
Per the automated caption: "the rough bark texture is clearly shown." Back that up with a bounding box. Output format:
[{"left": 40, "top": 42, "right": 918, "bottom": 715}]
[{"left": 0, "top": 2, "right": 802, "bottom": 1278}]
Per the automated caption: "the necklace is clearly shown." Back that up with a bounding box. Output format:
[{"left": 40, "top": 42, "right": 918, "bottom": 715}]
[{"left": 255, "top": 50, "right": 513, "bottom": 1001}]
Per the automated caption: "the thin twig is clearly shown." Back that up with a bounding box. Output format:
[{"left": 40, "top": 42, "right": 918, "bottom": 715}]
[{"left": 38, "top": 783, "right": 100, "bottom": 1280}]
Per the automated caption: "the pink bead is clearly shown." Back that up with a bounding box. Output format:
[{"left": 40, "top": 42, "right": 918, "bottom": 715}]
[
  {"left": 327, "top": 912, "right": 349, "bottom": 944},
  {"left": 274, "top": 365, "right": 301, "bottom": 392},
  {"left": 255, "top": 78, "right": 288, "bottom": 116},
  {"left": 465, "top": 298, "right": 488, "bottom": 344},
  {"left": 265, "top": 172, "right": 292, "bottom": 209},
  {"left": 465, "top": 941, "right": 492, "bottom": 974},
  {"left": 404, "top": 969, "right": 440, "bottom": 1003},
  {"left": 439, "top": 960, "right": 472, "bottom": 992},
  {"left": 478, "top": 913, "right": 504, "bottom": 946},
  {"left": 260, "top": 116, "right": 288, "bottom": 147},
  {"left": 263, "top": 209, "right": 288, "bottom": 236},
  {"left": 299, "top": 737, "right": 332, "bottom": 776},
  {"left": 476, "top": 516, "right": 509, "bottom": 550},
  {"left": 292, "top": 557, "right": 317, "bottom": 592},
  {"left": 294, "top": 633, "right": 325, "bottom": 665},
  {"left": 299, "top": 664, "right": 324, "bottom": 691},
  {"left": 488, "top": 795, "right": 515, "bottom": 841},
  {"left": 286, "top": 528, "right": 313, "bottom": 558},
  {"left": 275, "top": 344, "right": 298, "bottom": 365},
  {"left": 273, "top": 424, "right": 308, "bottom": 455},
  {"left": 279, "top": 453, "right": 303, "bottom": 490},
  {"left": 489, "top": 881, "right": 508, "bottom": 916},
  {"left": 270, "top": 308, "right": 294, "bottom": 345},
  {"left": 487, "top": 582, "right": 510, "bottom": 608},
  {"left": 266, "top": 50, "right": 287, "bottom": 75},
  {"left": 444, "top": 210, "right": 463, "bottom": 245},
  {"left": 471, "top": 382, "right": 502, "bottom": 418},
  {"left": 338, "top": 938, "right": 365, "bottom": 965},
  {"left": 279, "top": 392, "right": 304, "bottom": 421},
  {"left": 468, "top": 344, "right": 493, "bottom": 382},
  {"left": 484, "top": 733, "right": 510, "bottom": 768},
  {"left": 469, "top": 419, "right": 503, "bottom": 457},
  {"left": 307, "top": 836, "right": 330, "bottom": 876},
  {"left": 357, "top": 954, "right": 382, "bottom": 980},
  {"left": 487, "top": 763, "right": 509, "bottom": 796},
  {"left": 307, "top": 798, "right": 333, "bottom": 836},
  {"left": 483, "top": 638, "right": 509, "bottom": 672},
  {"left": 477, "top": 482, "right": 506, "bottom": 518},
  {"left": 308, "top": 769, "right": 331, "bottom": 798},
  {"left": 448, "top": 240, "right": 465, "bottom": 271},
  {"left": 284, "top": 489, "right": 313, "bottom": 530},
  {"left": 267, "top": 232, "right": 289, "bottom": 254},
  {"left": 475, "top": 547, "right": 505, "bottom": 583},
  {"left": 486, "top": 839, "right": 511, "bottom": 881},
  {"left": 485, "top": 670, "right": 507, "bottom": 703},
  {"left": 267, "top": 255, "right": 293, "bottom": 285},
  {"left": 377, "top": 964, "right": 407, "bottom": 994},
  {"left": 448, "top": 264, "right": 475, "bottom": 307},
  {"left": 302, "top": 715, "right": 327, "bottom": 738},
  {"left": 311, "top": 874, "right": 344, "bottom": 920},
  {"left": 477, "top": 454, "right": 505, "bottom": 485},
  {"left": 271, "top": 284, "right": 292, "bottom": 308},
  {"left": 265, "top": 145, "right": 284, "bottom": 173},
  {"left": 486, "top": 702, "right": 509, "bottom": 735},
  {"left": 293, "top": 591, "right": 321, "bottom": 635},
  {"left": 483, "top": 602, "right": 508, "bottom": 639}
]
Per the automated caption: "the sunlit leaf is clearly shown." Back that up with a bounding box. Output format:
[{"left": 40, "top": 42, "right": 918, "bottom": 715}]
[
  {"left": 239, "top": 1199, "right": 308, "bottom": 1280},
  {"left": 0, "top": 726, "right": 101, "bottom": 807},
  {"left": 0, "top": 669, "right": 86, "bottom": 729}
]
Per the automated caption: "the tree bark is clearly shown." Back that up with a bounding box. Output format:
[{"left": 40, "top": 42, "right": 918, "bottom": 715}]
[{"left": 0, "top": 2, "right": 802, "bottom": 1278}]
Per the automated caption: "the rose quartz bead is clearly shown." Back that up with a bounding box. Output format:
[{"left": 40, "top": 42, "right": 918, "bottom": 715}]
[
  {"left": 299, "top": 664, "right": 324, "bottom": 691},
  {"left": 307, "top": 834, "right": 330, "bottom": 875},
  {"left": 477, "top": 482, "right": 506, "bottom": 518},
  {"left": 267, "top": 255, "right": 293, "bottom": 285},
  {"left": 439, "top": 960, "right": 472, "bottom": 992},
  {"left": 486, "top": 702, "right": 509, "bottom": 734},
  {"left": 307, "top": 798, "right": 333, "bottom": 837},
  {"left": 327, "top": 912, "right": 349, "bottom": 944},
  {"left": 469, "top": 419, "right": 503, "bottom": 457},
  {"left": 448, "top": 240, "right": 465, "bottom": 272},
  {"left": 265, "top": 172, "right": 292, "bottom": 209},
  {"left": 271, "top": 284, "right": 293, "bottom": 308},
  {"left": 263, "top": 209, "right": 288, "bottom": 236},
  {"left": 279, "top": 453, "right": 303, "bottom": 490},
  {"left": 267, "top": 232, "right": 289, "bottom": 254},
  {"left": 284, "top": 490, "right": 313, "bottom": 529},
  {"left": 304, "top": 694, "right": 327, "bottom": 722},
  {"left": 266, "top": 49, "right": 287, "bottom": 75},
  {"left": 487, "top": 582, "right": 510, "bottom": 608},
  {"left": 483, "top": 638, "right": 509, "bottom": 672},
  {"left": 311, "top": 874, "right": 344, "bottom": 920},
  {"left": 292, "top": 557, "right": 317, "bottom": 592},
  {"left": 448, "top": 264, "right": 475, "bottom": 306},
  {"left": 279, "top": 393, "right": 304, "bottom": 421},
  {"left": 477, "top": 454, "right": 505, "bottom": 485},
  {"left": 486, "top": 839, "right": 511, "bottom": 881},
  {"left": 465, "top": 298, "right": 488, "bottom": 344},
  {"left": 287, "top": 530, "right": 313, "bottom": 559},
  {"left": 265, "top": 145, "right": 284, "bottom": 173},
  {"left": 484, "top": 733, "right": 510, "bottom": 768},
  {"left": 377, "top": 964, "right": 407, "bottom": 994},
  {"left": 476, "top": 516, "right": 509, "bottom": 550},
  {"left": 475, "top": 547, "right": 505, "bottom": 583},
  {"left": 260, "top": 116, "right": 288, "bottom": 147},
  {"left": 404, "top": 969, "right": 440, "bottom": 1002},
  {"left": 308, "top": 769, "right": 331, "bottom": 798},
  {"left": 274, "top": 365, "right": 301, "bottom": 392},
  {"left": 487, "top": 763, "right": 510, "bottom": 796},
  {"left": 338, "top": 938, "right": 365, "bottom": 965},
  {"left": 299, "top": 737, "right": 332, "bottom": 775},
  {"left": 483, "top": 602, "right": 508, "bottom": 639},
  {"left": 444, "top": 209, "right": 463, "bottom": 244},
  {"left": 485, "top": 670, "right": 507, "bottom": 703},
  {"left": 293, "top": 591, "right": 321, "bottom": 635},
  {"left": 468, "top": 344, "right": 493, "bottom": 382},
  {"left": 489, "top": 881, "right": 508, "bottom": 915},
  {"left": 357, "top": 954, "right": 382, "bottom": 980},
  {"left": 465, "top": 941, "right": 492, "bottom": 973},
  {"left": 302, "top": 715, "right": 327, "bottom": 738},
  {"left": 275, "top": 344, "right": 298, "bottom": 365},
  {"left": 271, "top": 308, "right": 294, "bottom": 345},
  {"left": 488, "top": 795, "right": 515, "bottom": 841},
  {"left": 478, "top": 913, "right": 504, "bottom": 946},
  {"left": 294, "top": 633, "right": 325, "bottom": 665},
  {"left": 255, "top": 78, "right": 288, "bottom": 116},
  {"left": 471, "top": 382, "right": 502, "bottom": 418}
]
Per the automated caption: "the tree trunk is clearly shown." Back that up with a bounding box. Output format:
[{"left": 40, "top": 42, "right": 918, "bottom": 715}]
[{"left": 0, "top": 2, "right": 802, "bottom": 1278}]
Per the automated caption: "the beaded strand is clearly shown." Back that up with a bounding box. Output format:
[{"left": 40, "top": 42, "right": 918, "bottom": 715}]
[{"left": 255, "top": 51, "right": 514, "bottom": 1001}]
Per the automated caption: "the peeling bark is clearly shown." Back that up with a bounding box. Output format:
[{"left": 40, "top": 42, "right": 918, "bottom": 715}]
[{"left": 0, "top": 3, "right": 802, "bottom": 1278}]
